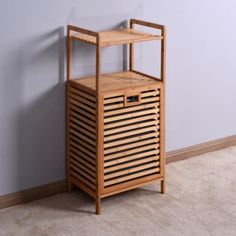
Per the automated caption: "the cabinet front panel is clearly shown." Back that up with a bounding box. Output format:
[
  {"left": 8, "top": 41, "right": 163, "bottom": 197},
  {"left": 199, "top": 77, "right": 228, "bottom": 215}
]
[{"left": 103, "top": 88, "right": 161, "bottom": 190}]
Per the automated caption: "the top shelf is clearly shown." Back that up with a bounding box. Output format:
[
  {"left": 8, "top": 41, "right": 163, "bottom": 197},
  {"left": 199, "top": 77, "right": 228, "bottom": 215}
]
[{"left": 71, "top": 28, "right": 163, "bottom": 46}]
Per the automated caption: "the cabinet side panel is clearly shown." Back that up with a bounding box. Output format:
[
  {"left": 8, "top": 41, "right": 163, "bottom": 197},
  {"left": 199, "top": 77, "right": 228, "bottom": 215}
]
[{"left": 67, "top": 83, "right": 97, "bottom": 195}]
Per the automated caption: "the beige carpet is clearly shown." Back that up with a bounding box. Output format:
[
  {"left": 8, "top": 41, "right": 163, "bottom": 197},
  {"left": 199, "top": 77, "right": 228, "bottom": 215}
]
[{"left": 1, "top": 146, "right": 236, "bottom": 236}]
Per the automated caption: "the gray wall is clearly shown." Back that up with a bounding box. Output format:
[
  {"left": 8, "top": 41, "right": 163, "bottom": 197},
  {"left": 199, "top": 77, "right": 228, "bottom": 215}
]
[{"left": 0, "top": 0, "right": 236, "bottom": 195}]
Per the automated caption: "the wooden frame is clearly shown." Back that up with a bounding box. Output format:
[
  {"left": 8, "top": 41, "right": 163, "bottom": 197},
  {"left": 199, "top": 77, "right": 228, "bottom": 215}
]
[{"left": 66, "top": 19, "right": 166, "bottom": 214}]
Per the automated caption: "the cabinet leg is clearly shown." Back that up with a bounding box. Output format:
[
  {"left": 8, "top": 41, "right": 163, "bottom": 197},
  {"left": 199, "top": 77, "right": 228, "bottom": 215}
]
[
  {"left": 160, "top": 179, "right": 166, "bottom": 194},
  {"left": 95, "top": 197, "right": 101, "bottom": 215}
]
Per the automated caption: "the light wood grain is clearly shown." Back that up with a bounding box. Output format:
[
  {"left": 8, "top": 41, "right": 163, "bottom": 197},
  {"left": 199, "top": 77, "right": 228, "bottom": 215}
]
[
  {"left": 71, "top": 28, "right": 162, "bottom": 46},
  {"left": 70, "top": 171, "right": 95, "bottom": 190},
  {"left": 104, "top": 126, "right": 160, "bottom": 142},
  {"left": 104, "top": 114, "right": 159, "bottom": 130},
  {"left": 70, "top": 129, "right": 96, "bottom": 146},
  {"left": 69, "top": 87, "right": 96, "bottom": 102},
  {"left": 104, "top": 137, "right": 159, "bottom": 155},
  {"left": 104, "top": 151, "right": 160, "bottom": 168},
  {"left": 104, "top": 168, "right": 160, "bottom": 187},
  {"left": 104, "top": 108, "right": 159, "bottom": 123},
  {"left": 70, "top": 152, "right": 95, "bottom": 171},
  {"left": 70, "top": 105, "right": 96, "bottom": 122},
  {"left": 104, "top": 120, "right": 159, "bottom": 136},
  {"left": 105, "top": 158, "right": 159, "bottom": 173},
  {"left": 70, "top": 158, "right": 96, "bottom": 178},
  {"left": 104, "top": 132, "right": 160, "bottom": 148},
  {"left": 95, "top": 35, "right": 103, "bottom": 215},
  {"left": 72, "top": 71, "right": 161, "bottom": 94},
  {"left": 104, "top": 162, "right": 159, "bottom": 180},
  {"left": 70, "top": 111, "right": 95, "bottom": 128},
  {"left": 105, "top": 143, "right": 160, "bottom": 161},
  {"left": 70, "top": 146, "right": 96, "bottom": 165},
  {"left": 66, "top": 20, "right": 166, "bottom": 214}
]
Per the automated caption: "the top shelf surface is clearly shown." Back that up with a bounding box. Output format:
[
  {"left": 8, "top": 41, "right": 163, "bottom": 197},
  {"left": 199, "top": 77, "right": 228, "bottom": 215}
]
[{"left": 71, "top": 28, "right": 163, "bottom": 46}]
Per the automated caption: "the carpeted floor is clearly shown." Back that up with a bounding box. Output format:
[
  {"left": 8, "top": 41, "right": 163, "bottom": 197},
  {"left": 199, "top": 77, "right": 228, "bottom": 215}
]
[{"left": 1, "top": 146, "right": 236, "bottom": 236}]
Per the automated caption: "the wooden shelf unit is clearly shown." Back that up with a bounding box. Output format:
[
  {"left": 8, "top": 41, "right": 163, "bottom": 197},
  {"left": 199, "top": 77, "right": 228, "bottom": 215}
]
[{"left": 67, "top": 19, "right": 166, "bottom": 214}]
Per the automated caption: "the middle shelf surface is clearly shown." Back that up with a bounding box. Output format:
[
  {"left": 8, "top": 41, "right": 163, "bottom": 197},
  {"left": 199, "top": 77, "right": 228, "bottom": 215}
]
[{"left": 70, "top": 71, "right": 162, "bottom": 94}]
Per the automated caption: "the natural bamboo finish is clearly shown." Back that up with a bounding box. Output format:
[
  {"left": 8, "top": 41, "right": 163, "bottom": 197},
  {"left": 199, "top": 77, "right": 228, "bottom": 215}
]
[
  {"left": 67, "top": 19, "right": 166, "bottom": 214},
  {"left": 70, "top": 28, "right": 163, "bottom": 46}
]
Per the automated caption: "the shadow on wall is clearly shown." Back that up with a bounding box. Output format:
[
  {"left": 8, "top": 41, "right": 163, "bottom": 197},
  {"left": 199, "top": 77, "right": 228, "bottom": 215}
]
[{"left": 2, "top": 27, "right": 66, "bottom": 193}]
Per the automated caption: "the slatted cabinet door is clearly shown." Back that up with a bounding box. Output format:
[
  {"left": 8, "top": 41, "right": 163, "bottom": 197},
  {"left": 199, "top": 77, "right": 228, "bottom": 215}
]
[{"left": 103, "top": 87, "right": 161, "bottom": 193}]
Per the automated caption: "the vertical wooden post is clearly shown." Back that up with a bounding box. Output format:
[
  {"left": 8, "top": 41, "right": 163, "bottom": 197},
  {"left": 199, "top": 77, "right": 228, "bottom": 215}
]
[
  {"left": 160, "top": 26, "right": 166, "bottom": 194},
  {"left": 66, "top": 28, "right": 73, "bottom": 192},
  {"left": 129, "top": 19, "right": 134, "bottom": 71},
  {"left": 67, "top": 27, "right": 72, "bottom": 81},
  {"left": 160, "top": 26, "right": 166, "bottom": 84},
  {"left": 96, "top": 34, "right": 102, "bottom": 214}
]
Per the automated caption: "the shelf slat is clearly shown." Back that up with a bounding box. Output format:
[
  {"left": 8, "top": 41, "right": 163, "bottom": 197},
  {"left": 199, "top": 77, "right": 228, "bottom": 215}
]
[
  {"left": 71, "top": 71, "right": 161, "bottom": 93},
  {"left": 71, "top": 29, "right": 162, "bottom": 46}
]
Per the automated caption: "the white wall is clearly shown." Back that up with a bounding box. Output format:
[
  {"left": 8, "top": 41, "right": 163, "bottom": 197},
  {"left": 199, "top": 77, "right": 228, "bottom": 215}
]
[{"left": 0, "top": 0, "right": 236, "bottom": 195}]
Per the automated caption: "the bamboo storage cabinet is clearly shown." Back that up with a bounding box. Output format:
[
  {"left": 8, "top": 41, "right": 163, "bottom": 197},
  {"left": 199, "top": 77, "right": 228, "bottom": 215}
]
[{"left": 67, "top": 19, "right": 166, "bottom": 214}]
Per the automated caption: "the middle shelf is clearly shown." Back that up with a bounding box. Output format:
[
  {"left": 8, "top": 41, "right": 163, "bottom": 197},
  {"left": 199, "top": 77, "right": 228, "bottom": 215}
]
[{"left": 70, "top": 71, "right": 162, "bottom": 94}]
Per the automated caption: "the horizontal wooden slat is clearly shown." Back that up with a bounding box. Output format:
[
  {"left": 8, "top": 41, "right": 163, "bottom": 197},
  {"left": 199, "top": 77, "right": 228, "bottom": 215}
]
[
  {"left": 105, "top": 157, "right": 159, "bottom": 173},
  {"left": 105, "top": 143, "right": 159, "bottom": 161},
  {"left": 70, "top": 170, "right": 95, "bottom": 190},
  {"left": 104, "top": 162, "right": 159, "bottom": 180},
  {"left": 104, "top": 102, "right": 124, "bottom": 110},
  {"left": 103, "top": 90, "right": 160, "bottom": 105},
  {"left": 104, "top": 114, "right": 159, "bottom": 129},
  {"left": 70, "top": 152, "right": 95, "bottom": 171},
  {"left": 70, "top": 135, "right": 95, "bottom": 152},
  {"left": 69, "top": 80, "right": 96, "bottom": 95},
  {"left": 104, "top": 108, "right": 159, "bottom": 123},
  {"left": 70, "top": 123, "right": 96, "bottom": 140},
  {"left": 102, "top": 174, "right": 161, "bottom": 197},
  {"left": 105, "top": 132, "right": 159, "bottom": 148},
  {"left": 70, "top": 146, "right": 95, "bottom": 165},
  {"left": 71, "top": 28, "right": 162, "bottom": 46},
  {"left": 105, "top": 102, "right": 159, "bottom": 117},
  {"left": 141, "top": 96, "right": 160, "bottom": 103},
  {"left": 104, "top": 151, "right": 159, "bottom": 167},
  {"left": 104, "top": 96, "right": 124, "bottom": 104},
  {"left": 70, "top": 163, "right": 95, "bottom": 183},
  {"left": 104, "top": 96, "right": 159, "bottom": 111},
  {"left": 70, "top": 116, "right": 96, "bottom": 133},
  {"left": 70, "top": 93, "right": 95, "bottom": 109},
  {"left": 104, "top": 137, "right": 159, "bottom": 155},
  {"left": 70, "top": 141, "right": 96, "bottom": 159},
  {"left": 70, "top": 158, "right": 95, "bottom": 178},
  {"left": 70, "top": 98, "right": 95, "bottom": 115},
  {"left": 69, "top": 87, "right": 96, "bottom": 102},
  {"left": 104, "top": 167, "right": 160, "bottom": 186},
  {"left": 141, "top": 90, "right": 160, "bottom": 97},
  {"left": 70, "top": 104, "right": 96, "bottom": 121},
  {"left": 104, "top": 120, "right": 159, "bottom": 135},
  {"left": 70, "top": 111, "right": 95, "bottom": 128},
  {"left": 70, "top": 129, "right": 96, "bottom": 147},
  {"left": 104, "top": 126, "right": 159, "bottom": 142}
]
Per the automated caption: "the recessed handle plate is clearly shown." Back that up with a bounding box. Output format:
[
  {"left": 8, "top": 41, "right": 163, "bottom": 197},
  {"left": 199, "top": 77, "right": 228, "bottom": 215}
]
[{"left": 124, "top": 92, "right": 141, "bottom": 107}]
